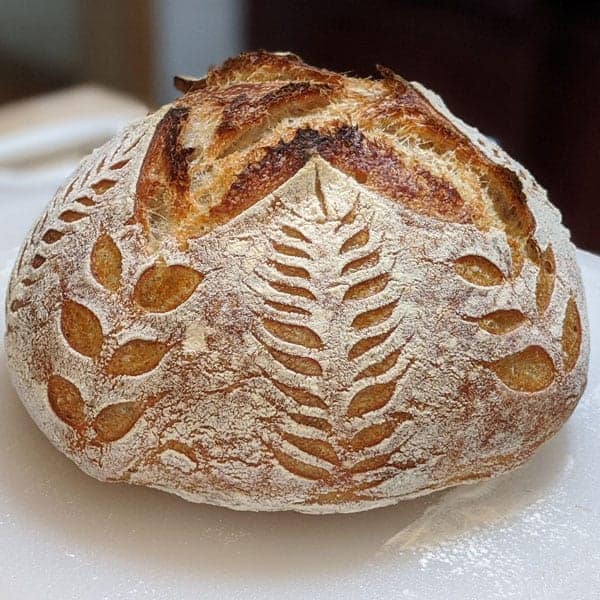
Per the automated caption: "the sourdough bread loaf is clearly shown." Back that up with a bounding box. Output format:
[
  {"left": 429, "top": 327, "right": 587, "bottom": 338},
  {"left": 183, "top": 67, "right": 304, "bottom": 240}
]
[{"left": 5, "top": 52, "right": 589, "bottom": 513}]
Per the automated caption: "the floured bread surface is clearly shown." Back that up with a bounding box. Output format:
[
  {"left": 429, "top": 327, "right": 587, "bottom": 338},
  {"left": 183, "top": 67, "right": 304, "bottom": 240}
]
[{"left": 5, "top": 52, "right": 588, "bottom": 513}]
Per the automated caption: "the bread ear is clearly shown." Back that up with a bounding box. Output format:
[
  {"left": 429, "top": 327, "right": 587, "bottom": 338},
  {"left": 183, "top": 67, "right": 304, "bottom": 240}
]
[{"left": 173, "top": 74, "right": 206, "bottom": 94}]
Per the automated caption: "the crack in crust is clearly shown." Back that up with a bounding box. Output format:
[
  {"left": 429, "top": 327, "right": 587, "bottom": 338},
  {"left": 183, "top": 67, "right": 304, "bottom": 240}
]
[
  {"left": 135, "top": 107, "right": 193, "bottom": 242},
  {"left": 132, "top": 51, "right": 534, "bottom": 255},
  {"left": 212, "top": 81, "right": 336, "bottom": 158}
]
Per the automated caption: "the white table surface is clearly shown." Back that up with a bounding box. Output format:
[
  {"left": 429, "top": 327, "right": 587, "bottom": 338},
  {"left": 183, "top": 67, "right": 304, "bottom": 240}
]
[{"left": 0, "top": 125, "right": 598, "bottom": 600}]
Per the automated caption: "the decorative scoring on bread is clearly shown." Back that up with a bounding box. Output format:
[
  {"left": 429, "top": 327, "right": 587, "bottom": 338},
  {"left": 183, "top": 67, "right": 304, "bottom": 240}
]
[
  {"left": 90, "top": 233, "right": 123, "bottom": 292},
  {"left": 536, "top": 245, "right": 556, "bottom": 313},
  {"left": 4, "top": 51, "right": 588, "bottom": 513},
  {"left": 105, "top": 339, "right": 169, "bottom": 377},
  {"left": 61, "top": 300, "right": 104, "bottom": 359},
  {"left": 246, "top": 169, "right": 522, "bottom": 499},
  {"left": 562, "top": 297, "right": 582, "bottom": 372},
  {"left": 133, "top": 263, "right": 203, "bottom": 312},
  {"left": 485, "top": 346, "right": 556, "bottom": 392},
  {"left": 468, "top": 309, "right": 528, "bottom": 335},
  {"left": 454, "top": 255, "right": 505, "bottom": 286},
  {"left": 47, "top": 374, "right": 85, "bottom": 430},
  {"left": 93, "top": 400, "right": 145, "bottom": 442}
]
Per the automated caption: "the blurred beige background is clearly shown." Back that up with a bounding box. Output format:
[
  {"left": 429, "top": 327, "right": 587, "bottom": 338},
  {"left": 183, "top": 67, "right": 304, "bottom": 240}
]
[{"left": 0, "top": 0, "right": 244, "bottom": 106}]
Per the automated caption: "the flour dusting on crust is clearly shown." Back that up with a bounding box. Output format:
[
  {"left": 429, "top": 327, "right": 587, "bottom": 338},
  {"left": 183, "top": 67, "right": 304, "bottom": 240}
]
[{"left": 5, "top": 52, "right": 588, "bottom": 513}]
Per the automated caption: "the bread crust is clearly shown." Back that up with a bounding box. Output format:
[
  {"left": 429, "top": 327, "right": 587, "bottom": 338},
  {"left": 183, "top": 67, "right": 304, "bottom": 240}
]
[{"left": 5, "top": 52, "right": 588, "bottom": 513}]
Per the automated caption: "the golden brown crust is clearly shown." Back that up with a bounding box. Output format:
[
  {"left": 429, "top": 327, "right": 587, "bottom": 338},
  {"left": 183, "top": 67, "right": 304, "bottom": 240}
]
[
  {"left": 372, "top": 65, "right": 534, "bottom": 236},
  {"left": 135, "top": 106, "right": 193, "bottom": 232},
  {"left": 134, "top": 51, "right": 532, "bottom": 260},
  {"left": 204, "top": 50, "right": 344, "bottom": 87},
  {"left": 211, "top": 81, "right": 336, "bottom": 157}
]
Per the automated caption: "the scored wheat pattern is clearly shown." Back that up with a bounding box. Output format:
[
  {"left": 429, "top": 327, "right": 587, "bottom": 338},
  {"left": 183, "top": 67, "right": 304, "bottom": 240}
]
[
  {"left": 10, "top": 129, "right": 144, "bottom": 297},
  {"left": 456, "top": 234, "right": 581, "bottom": 389},
  {"left": 250, "top": 171, "right": 416, "bottom": 499},
  {"left": 47, "top": 244, "right": 204, "bottom": 441},
  {"left": 11, "top": 125, "right": 207, "bottom": 445}
]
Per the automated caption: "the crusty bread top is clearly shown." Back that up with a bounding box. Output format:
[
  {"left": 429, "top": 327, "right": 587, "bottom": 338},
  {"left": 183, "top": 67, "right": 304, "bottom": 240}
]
[{"left": 137, "top": 52, "right": 532, "bottom": 258}]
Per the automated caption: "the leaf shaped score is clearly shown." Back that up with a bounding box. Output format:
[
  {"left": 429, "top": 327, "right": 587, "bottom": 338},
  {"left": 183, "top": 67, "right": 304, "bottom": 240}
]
[
  {"left": 454, "top": 255, "right": 505, "bottom": 286},
  {"left": 105, "top": 339, "right": 168, "bottom": 376},
  {"left": 562, "top": 296, "right": 582, "bottom": 372},
  {"left": 91, "top": 233, "right": 123, "bottom": 292},
  {"left": 59, "top": 210, "right": 88, "bottom": 223},
  {"left": 469, "top": 309, "right": 528, "bottom": 335},
  {"left": 90, "top": 179, "right": 116, "bottom": 195},
  {"left": 344, "top": 273, "right": 389, "bottom": 301},
  {"left": 536, "top": 245, "right": 555, "bottom": 314},
  {"left": 263, "top": 318, "right": 323, "bottom": 349},
  {"left": 355, "top": 348, "right": 402, "bottom": 380},
  {"left": 41, "top": 229, "right": 64, "bottom": 244},
  {"left": 347, "top": 381, "right": 397, "bottom": 417},
  {"left": 47, "top": 374, "right": 86, "bottom": 429},
  {"left": 264, "top": 346, "right": 323, "bottom": 376},
  {"left": 271, "top": 446, "right": 330, "bottom": 481},
  {"left": 272, "top": 381, "right": 327, "bottom": 409},
  {"left": 281, "top": 432, "right": 340, "bottom": 466},
  {"left": 133, "top": 263, "right": 203, "bottom": 312},
  {"left": 93, "top": 400, "right": 144, "bottom": 442},
  {"left": 486, "top": 345, "right": 556, "bottom": 392},
  {"left": 61, "top": 300, "right": 104, "bottom": 358},
  {"left": 346, "top": 413, "right": 411, "bottom": 450},
  {"left": 31, "top": 254, "right": 46, "bottom": 269},
  {"left": 109, "top": 159, "right": 130, "bottom": 170},
  {"left": 75, "top": 196, "right": 95, "bottom": 207}
]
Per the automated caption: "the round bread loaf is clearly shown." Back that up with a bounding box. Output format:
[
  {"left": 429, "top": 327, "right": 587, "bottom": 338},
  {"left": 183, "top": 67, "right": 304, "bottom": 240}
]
[{"left": 5, "top": 52, "right": 589, "bottom": 513}]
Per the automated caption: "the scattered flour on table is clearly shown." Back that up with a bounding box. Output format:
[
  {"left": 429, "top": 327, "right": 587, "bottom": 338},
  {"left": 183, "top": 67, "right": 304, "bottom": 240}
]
[{"left": 380, "top": 453, "right": 576, "bottom": 570}]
